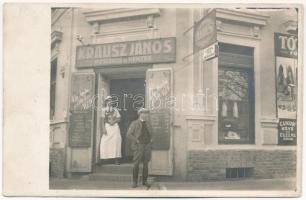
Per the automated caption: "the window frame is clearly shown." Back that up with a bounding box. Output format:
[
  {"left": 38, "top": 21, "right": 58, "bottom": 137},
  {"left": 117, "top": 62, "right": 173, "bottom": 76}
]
[
  {"left": 217, "top": 43, "right": 255, "bottom": 145},
  {"left": 50, "top": 58, "right": 58, "bottom": 120}
]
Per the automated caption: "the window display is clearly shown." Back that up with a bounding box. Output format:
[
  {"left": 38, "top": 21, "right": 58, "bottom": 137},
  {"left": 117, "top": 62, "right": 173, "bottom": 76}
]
[{"left": 218, "top": 67, "right": 255, "bottom": 144}]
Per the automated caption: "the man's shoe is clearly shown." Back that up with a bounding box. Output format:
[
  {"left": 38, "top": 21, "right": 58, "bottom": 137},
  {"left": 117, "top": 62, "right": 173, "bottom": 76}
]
[
  {"left": 142, "top": 182, "right": 151, "bottom": 187},
  {"left": 132, "top": 183, "right": 137, "bottom": 188}
]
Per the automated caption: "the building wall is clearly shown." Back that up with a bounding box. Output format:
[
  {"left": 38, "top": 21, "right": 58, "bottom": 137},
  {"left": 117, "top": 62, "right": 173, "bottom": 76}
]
[
  {"left": 260, "top": 9, "right": 298, "bottom": 119},
  {"left": 185, "top": 8, "right": 298, "bottom": 180},
  {"left": 50, "top": 8, "right": 298, "bottom": 180},
  {"left": 172, "top": 8, "right": 194, "bottom": 179},
  {"left": 51, "top": 9, "right": 74, "bottom": 121},
  {"left": 187, "top": 149, "right": 296, "bottom": 181},
  {"left": 259, "top": 9, "right": 298, "bottom": 145},
  {"left": 50, "top": 8, "right": 74, "bottom": 178},
  {"left": 50, "top": 8, "right": 95, "bottom": 177}
]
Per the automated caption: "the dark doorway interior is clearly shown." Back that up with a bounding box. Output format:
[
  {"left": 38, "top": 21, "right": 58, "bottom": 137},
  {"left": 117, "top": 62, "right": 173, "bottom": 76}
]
[{"left": 110, "top": 78, "right": 145, "bottom": 162}]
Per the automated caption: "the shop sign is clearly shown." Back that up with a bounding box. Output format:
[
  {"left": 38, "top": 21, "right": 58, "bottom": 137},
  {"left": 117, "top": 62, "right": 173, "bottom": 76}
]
[
  {"left": 278, "top": 118, "right": 297, "bottom": 145},
  {"left": 76, "top": 37, "right": 176, "bottom": 68},
  {"left": 203, "top": 42, "right": 219, "bottom": 61},
  {"left": 194, "top": 9, "right": 217, "bottom": 54},
  {"left": 274, "top": 32, "right": 298, "bottom": 58}
]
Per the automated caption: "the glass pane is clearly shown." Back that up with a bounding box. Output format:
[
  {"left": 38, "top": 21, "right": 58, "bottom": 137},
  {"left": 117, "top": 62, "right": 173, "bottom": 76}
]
[{"left": 218, "top": 67, "right": 254, "bottom": 144}]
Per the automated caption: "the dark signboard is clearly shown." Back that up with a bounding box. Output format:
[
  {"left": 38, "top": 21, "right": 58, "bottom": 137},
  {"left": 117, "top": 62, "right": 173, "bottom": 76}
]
[
  {"left": 147, "top": 69, "right": 172, "bottom": 150},
  {"left": 69, "top": 110, "right": 93, "bottom": 147},
  {"left": 274, "top": 32, "right": 298, "bottom": 58},
  {"left": 69, "top": 73, "right": 95, "bottom": 147},
  {"left": 150, "top": 109, "right": 171, "bottom": 150},
  {"left": 194, "top": 9, "right": 217, "bottom": 54},
  {"left": 76, "top": 37, "right": 176, "bottom": 68},
  {"left": 278, "top": 118, "right": 297, "bottom": 145}
]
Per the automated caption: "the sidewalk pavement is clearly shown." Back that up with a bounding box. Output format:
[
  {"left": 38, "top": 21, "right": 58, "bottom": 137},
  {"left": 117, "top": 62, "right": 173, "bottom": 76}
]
[{"left": 50, "top": 177, "right": 296, "bottom": 191}]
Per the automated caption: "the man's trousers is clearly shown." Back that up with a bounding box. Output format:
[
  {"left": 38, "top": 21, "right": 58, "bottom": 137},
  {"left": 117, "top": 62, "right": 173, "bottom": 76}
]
[{"left": 132, "top": 143, "right": 152, "bottom": 184}]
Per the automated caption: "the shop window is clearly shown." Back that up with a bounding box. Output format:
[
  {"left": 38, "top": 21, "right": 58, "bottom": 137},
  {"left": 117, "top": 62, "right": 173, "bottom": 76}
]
[
  {"left": 50, "top": 59, "right": 57, "bottom": 120},
  {"left": 218, "top": 43, "right": 255, "bottom": 144}
]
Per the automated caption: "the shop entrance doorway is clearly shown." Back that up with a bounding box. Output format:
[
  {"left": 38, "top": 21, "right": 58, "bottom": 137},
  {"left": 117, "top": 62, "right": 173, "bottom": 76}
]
[
  {"left": 93, "top": 68, "right": 174, "bottom": 175},
  {"left": 93, "top": 68, "right": 148, "bottom": 168},
  {"left": 110, "top": 78, "right": 145, "bottom": 161}
]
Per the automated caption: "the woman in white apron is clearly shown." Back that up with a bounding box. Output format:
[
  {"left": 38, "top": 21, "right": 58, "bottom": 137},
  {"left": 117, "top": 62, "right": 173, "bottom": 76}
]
[{"left": 100, "top": 96, "right": 122, "bottom": 165}]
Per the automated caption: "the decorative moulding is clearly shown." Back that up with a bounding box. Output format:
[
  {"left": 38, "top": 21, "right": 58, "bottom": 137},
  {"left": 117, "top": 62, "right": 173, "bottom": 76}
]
[
  {"left": 215, "top": 9, "right": 269, "bottom": 39},
  {"left": 283, "top": 20, "right": 298, "bottom": 34},
  {"left": 50, "top": 119, "right": 68, "bottom": 126},
  {"left": 51, "top": 30, "right": 63, "bottom": 48},
  {"left": 185, "top": 114, "right": 217, "bottom": 122},
  {"left": 82, "top": 8, "right": 160, "bottom": 24},
  {"left": 216, "top": 8, "right": 270, "bottom": 27},
  {"left": 260, "top": 118, "right": 279, "bottom": 128}
]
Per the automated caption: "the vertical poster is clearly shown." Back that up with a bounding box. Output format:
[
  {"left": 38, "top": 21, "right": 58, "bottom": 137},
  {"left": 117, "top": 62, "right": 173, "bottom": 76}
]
[
  {"left": 274, "top": 32, "right": 298, "bottom": 145},
  {"left": 69, "top": 73, "right": 95, "bottom": 147},
  {"left": 146, "top": 69, "right": 172, "bottom": 150}
]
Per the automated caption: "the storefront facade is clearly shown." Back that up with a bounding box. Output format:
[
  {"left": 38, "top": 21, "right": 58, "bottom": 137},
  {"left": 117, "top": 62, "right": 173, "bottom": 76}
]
[{"left": 50, "top": 7, "right": 298, "bottom": 180}]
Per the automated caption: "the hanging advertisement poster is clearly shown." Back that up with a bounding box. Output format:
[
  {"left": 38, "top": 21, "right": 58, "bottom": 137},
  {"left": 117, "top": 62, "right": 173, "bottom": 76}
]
[
  {"left": 193, "top": 9, "right": 217, "bottom": 54},
  {"left": 278, "top": 118, "right": 297, "bottom": 145},
  {"left": 274, "top": 32, "right": 298, "bottom": 145},
  {"left": 275, "top": 56, "right": 298, "bottom": 118}
]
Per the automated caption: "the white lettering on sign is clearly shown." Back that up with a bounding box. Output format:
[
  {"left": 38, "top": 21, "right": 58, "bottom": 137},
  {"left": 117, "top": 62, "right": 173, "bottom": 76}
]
[
  {"left": 275, "top": 33, "right": 298, "bottom": 58},
  {"left": 163, "top": 40, "right": 172, "bottom": 53},
  {"left": 76, "top": 38, "right": 176, "bottom": 67},
  {"left": 278, "top": 35, "right": 298, "bottom": 51},
  {"left": 78, "top": 39, "right": 174, "bottom": 60},
  {"left": 279, "top": 120, "right": 296, "bottom": 127}
]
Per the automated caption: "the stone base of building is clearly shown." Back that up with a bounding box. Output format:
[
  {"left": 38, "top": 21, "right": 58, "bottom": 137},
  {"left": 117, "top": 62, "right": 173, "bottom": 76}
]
[
  {"left": 50, "top": 148, "right": 65, "bottom": 178},
  {"left": 187, "top": 150, "right": 296, "bottom": 181}
]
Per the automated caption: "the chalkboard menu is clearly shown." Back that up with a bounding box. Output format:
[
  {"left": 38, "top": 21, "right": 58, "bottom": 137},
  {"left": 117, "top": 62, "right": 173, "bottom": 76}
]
[
  {"left": 278, "top": 118, "right": 297, "bottom": 145},
  {"left": 69, "top": 110, "right": 93, "bottom": 147},
  {"left": 69, "top": 73, "right": 95, "bottom": 148},
  {"left": 150, "top": 109, "right": 171, "bottom": 150},
  {"left": 147, "top": 69, "right": 172, "bottom": 150}
]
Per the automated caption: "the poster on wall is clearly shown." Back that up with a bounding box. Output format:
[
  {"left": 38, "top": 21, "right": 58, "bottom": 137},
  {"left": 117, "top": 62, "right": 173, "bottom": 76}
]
[
  {"left": 69, "top": 73, "right": 95, "bottom": 148},
  {"left": 278, "top": 118, "right": 297, "bottom": 145},
  {"left": 274, "top": 32, "right": 298, "bottom": 145},
  {"left": 275, "top": 57, "right": 298, "bottom": 118},
  {"left": 146, "top": 69, "right": 172, "bottom": 150}
]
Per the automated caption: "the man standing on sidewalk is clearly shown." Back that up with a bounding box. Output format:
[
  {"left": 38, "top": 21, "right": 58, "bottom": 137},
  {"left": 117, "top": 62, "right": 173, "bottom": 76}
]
[{"left": 127, "top": 108, "right": 153, "bottom": 188}]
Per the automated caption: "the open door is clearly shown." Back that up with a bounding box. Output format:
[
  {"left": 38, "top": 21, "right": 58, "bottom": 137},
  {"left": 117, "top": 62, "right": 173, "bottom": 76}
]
[
  {"left": 146, "top": 68, "right": 173, "bottom": 175},
  {"left": 68, "top": 73, "right": 95, "bottom": 172},
  {"left": 94, "top": 73, "right": 110, "bottom": 164}
]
